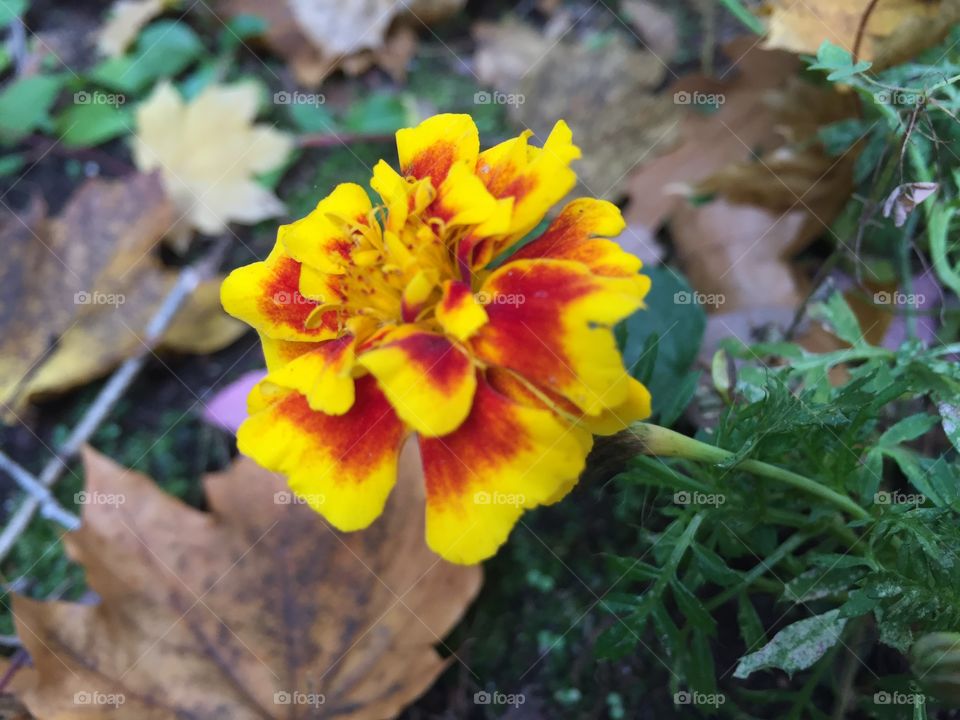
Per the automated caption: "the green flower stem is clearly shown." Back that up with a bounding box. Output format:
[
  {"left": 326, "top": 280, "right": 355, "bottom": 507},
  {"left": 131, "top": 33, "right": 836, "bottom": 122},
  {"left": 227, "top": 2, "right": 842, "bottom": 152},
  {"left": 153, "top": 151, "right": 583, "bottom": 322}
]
[
  {"left": 631, "top": 424, "right": 871, "bottom": 522},
  {"left": 717, "top": 0, "right": 766, "bottom": 35}
]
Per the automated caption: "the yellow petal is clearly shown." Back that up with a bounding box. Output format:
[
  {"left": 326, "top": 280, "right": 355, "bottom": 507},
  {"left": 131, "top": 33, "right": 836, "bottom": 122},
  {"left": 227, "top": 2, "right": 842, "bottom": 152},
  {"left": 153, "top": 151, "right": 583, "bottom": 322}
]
[
  {"left": 264, "top": 335, "right": 357, "bottom": 415},
  {"left": 435, "top": 280, "right": 488, "bottom": 341},
  {"left": 471, "top": 258, "right": 649, "bottom": 415},
  {"left": 357, "top": 328, "right": 476, "bottom": 437},
  {"left": 221, "top": 243, "right": 341, "bottom": 341},
  {"left": 281, "top": 183, "right": 372, "bottom": 273},
  {"left": 420, "top": 374, "right": 592, "bottom": 564},
  {"left": 238, "top": 377, "right": 407, "bottom": 531},
  {"left": 396, "top": 113, "right": 479, "bottom": 186}
]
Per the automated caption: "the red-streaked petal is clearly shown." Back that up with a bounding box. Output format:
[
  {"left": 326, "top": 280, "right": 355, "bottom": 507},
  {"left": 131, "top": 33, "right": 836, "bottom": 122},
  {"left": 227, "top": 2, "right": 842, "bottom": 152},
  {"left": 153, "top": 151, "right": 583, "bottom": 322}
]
[
  {"left": 430, "top": 161, "right": 512, "bottom": 232},
  {"left": 419, "top": 374, "right": 592, "bottom": 564},
  {"left": 238, "top": 375, "right": 407, "bottom": 531},
  {"left": 280, "top": 183, "right": 372, "bottom": 274},
  {"left": 476, "top": 120, "right": 580, "bottom": 244},
  {"left": 396, "top": 114, "right": 479, "bottom": 187},
  {"left": 264, "top": 334, "right": 357, "bottom": 415},
  {"left": 471, "top": 258, "right": 649, "bottom": 415},
  {"left": 510, "top": 198, "right": 640, "bottom": 277},
  {"left": 435, "top": 280, "right": 489, "bottom": 341},
  {"left": 358, "top": 328, "right": 476, "bottom": 437},
  {"left": 221, "top": 243, "right": 339, "bottom": 341}
]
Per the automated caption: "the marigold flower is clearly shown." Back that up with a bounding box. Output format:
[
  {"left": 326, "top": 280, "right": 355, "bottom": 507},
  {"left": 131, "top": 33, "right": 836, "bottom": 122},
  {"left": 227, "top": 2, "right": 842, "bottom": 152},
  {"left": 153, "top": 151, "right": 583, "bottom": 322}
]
[{"left": 221, "top": 114, "right": 652, "bottom": 564}]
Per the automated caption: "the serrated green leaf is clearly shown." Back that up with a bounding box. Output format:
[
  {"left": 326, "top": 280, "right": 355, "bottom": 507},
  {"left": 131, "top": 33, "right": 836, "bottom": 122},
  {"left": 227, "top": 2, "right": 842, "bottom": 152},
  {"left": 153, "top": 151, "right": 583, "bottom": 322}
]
[
  {"left": 0, "top": 0, "right": 26, "bottom": 29},
  {"left": 783, "top": 567, "right": 865, "bottom": 603},
  {"left": 838, "top": 588, "right": 879, "bottom": 618},
  {"left": 879, "top": 414, "right": 938, "bottom": 447},
  {"left": 286, "top": 101, "right": 337, "bottom": 133},
  {"left": 737, "top": 593, "right": 767, "bottom": 650},
  {"left": 0, "top": 74, "right": 64, "bottom": 143},
  {"left": 54, "top": 101, "right": 131, "bottom": 147},
  {"left": 733, "top": 610, "right": 847, "bottom": 679},
  {"left": 344, "top": 92, "right": 410, "bottom": 133},
  {"left": 936, "top": 400, "right": 960, "bottom": 453},
  {"left": 673, "top": 579, "right": 716, "bottom": 635},
  {"left": 0, "top": 153, "right": 24, "bottom": 177},
  {"left": 620, "top": 266, "right": 705, "bottom": 419},
  {"left": 90, "top": 20, "right": 203, "bottom": 94},
  {"left": 808, "top": 41, "right": 872, "bottom": 81},
  {"left": 813, "top": 292, "right": 863, "bottom": 346}
]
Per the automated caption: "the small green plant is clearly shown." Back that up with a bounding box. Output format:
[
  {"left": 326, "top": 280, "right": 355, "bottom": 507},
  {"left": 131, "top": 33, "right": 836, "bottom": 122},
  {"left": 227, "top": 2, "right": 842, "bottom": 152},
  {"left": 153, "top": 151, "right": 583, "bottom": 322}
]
[{"left": 605, "top": 291, "right": 959, "bottom": 717}]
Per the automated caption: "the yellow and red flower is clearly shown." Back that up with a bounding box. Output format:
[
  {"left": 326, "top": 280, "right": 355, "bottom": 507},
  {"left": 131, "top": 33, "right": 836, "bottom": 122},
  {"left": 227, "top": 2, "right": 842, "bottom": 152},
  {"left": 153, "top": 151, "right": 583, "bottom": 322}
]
[{"left": 221, "top": 114, "right": 651, "bottom": 564}]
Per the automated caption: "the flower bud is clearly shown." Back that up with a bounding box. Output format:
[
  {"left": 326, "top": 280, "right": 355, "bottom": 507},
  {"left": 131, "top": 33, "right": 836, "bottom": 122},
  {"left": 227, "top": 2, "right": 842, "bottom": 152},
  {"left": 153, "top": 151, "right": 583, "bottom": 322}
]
[{"left": 911, "top": 632, "right": 960, "bottom": 705}]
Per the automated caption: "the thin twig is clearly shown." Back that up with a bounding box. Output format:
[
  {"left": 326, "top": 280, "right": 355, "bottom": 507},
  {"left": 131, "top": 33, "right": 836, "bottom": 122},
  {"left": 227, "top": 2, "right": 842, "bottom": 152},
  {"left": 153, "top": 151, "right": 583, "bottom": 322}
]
[
  {"left": 852, "top": 0, "right": 881, "bottom": 64},
  {"left": 0, "top": 452, "right": 78, "bottom": 530},
  {"left": 0, "top": 237, "right": 231, "bottom": 563},
  {"left": 0, "top": 649, "right": 29, "bottom": 693},
  {"left": 297, "top": 132, "right": 395, "bottom": 149}
]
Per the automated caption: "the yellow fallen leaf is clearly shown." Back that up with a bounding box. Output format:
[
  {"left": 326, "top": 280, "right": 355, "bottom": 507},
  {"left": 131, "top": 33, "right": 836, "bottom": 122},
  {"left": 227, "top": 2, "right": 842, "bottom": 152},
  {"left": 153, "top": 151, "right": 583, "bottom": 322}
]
[
  {"left": 0, "top": 173, "right": 246, "bottom": 417},
  {"left": 96, "top": 0, "right": 167, "bottom": 58},
  {"left": 133, "top": 81, "right": 294, "bottom": 249},
  {"left": 13, "top": 445, "right": 482, "bottom": 719},
  {"left": 762, "top": 0, "right": 959, "bottom": 65}
]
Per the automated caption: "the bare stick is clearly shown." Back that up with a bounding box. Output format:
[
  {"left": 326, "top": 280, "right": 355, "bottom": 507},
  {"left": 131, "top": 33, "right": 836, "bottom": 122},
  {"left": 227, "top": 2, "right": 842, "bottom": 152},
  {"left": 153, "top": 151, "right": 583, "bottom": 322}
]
[
  {"left": 297, "top": 132, "right": 395, "bottom": 149},
  {"left": 0, "top": 237, "right": 231, "bottom": 563},
  {"left": 0, "top": 451, "right": 78, "bottom": 530}
]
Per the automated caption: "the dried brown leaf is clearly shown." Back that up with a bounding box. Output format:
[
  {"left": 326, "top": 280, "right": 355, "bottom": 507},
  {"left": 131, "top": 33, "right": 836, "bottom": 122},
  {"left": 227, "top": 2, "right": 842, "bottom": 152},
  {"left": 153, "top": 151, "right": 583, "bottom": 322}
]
[
  {"left": 761, "top": 0, "right": 960, "bottom": 67},
  {"left": 0, "top": 174, "right": 246, "bottom": 416},
  {"left": 623, "top": 39, "right": 799, "bottom": 234},
  {"left": 13, "top": 445, "right": 482, "bottom": 720},
  {"left": 474, "top": 19, "right": 680, "bottom": 198},
  {"left": 215, "top": 0, "right": 464, "bottom": 87}
]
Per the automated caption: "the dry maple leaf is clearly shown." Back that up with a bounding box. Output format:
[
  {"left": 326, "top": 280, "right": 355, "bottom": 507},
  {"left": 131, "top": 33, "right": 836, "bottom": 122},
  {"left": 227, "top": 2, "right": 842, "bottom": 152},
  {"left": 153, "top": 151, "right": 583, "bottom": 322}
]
[
  {"left": 623, "top": 38, "right": 800, "bottom": 235},
  {"left": 12, "top": 445, "right": 482, "bottom": 720},
  {"left": 215, "top": 0, "right": 464, "bottom": 86},
  {"left": 761, "top": 0, "right": 960, "bottom": 67},
  {"left": 96, "top": 0, "right": 170, "bottom": 57},
  {"left": 0, "top": 173, "right": 246, "bottom": 417},
  {"left": 473, "top": 18, "right": 680, "bottom": 199},
  {"left": 133, "top": 81, "right": 294, "bottom": 249},
  {"left": 626, "top": 39, "right": 857, "bottom": 316}
]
